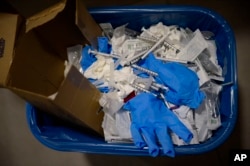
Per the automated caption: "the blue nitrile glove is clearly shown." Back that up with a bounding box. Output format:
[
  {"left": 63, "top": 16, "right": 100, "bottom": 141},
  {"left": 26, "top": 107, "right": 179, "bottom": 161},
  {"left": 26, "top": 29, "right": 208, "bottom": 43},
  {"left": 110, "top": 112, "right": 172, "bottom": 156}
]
[
  {"left": 81, "top": 37, "right": 110, "bottom": 71},
  {"left": 80, "top": 45, "right": 97, "bottom": 71},
  {"left": 138, "top": 53, "right": 205, "bottom": 109},
  {"left": 98, "top": 37, "right": 111, "bottom": 53},
  {"left": 123, "top": 92, "right": 193, "bottom": 157}
]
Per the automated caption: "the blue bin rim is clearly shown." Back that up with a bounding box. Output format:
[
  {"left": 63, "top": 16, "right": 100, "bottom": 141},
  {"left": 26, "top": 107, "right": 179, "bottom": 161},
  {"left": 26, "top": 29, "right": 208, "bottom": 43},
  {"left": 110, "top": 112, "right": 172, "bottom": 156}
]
[
  {"left": 26, "top": 5, "right": 238, "bottom": 156},
  {"left": 88, "top": 5, "right": 229, "bottom": 23}
]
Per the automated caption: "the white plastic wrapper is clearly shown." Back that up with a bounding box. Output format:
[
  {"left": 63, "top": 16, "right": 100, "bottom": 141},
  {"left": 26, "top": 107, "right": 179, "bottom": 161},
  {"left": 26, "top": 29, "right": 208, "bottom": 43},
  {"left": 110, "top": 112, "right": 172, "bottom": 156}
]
[
  {"left": 194, "top": 100, "right": 213, "bottom": 142},
  {"left": 177, "top": 29, "right": 208, "bottom": 62},
  {"left": 195, "top": 82, "right": 222, "bottom": 142},
  {"left": 84, "top": 55, "right": 114, "bottom": 80},
  {"left": 194, "top": 59, "right": 210, "bottom": 86},
  {"left": 99, "top": 92, "right": 124, "bottom": 116},
  {"left": 202, "top": 82, "right": 222, "bottom": 130},
  {"left": 115, "top": 110, "right": 132, "bottom": 139},
  {"left": 67, "top": 44, "right": 83, "bottom": 73},
  {"left": 99, "top": 23, "right": 114, "bottom": 40},
  {"left": 111, "top": 24, "right": 128, "bottom": 55},
  {"left": 102, "top": 110, "right": 132, "bottom": 143},
  {"left": 199, "top": 40, "right": 223, "bottom": 77}
]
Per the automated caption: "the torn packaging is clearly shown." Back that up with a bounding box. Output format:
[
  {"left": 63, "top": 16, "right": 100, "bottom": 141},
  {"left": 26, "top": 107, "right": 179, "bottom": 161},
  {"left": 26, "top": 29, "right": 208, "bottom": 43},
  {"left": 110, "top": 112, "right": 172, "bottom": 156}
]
[{"left": 0, "top": 0, "right": 104, "bottom": 135}]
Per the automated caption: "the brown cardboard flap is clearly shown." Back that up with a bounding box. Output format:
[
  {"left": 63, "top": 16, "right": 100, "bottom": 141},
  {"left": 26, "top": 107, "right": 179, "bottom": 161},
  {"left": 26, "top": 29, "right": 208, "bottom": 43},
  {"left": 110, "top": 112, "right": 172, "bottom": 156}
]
[
  {"left": 26, "top": 0, "right": 66, "bottom": 32},
  {"left": 55, "top": 66, "right": 104, "bottom": 135},
  {"left": 75, "top": 0, "right": 102, "bottom": 49},
  {"left": 35, "top": 0, "right": 87, "bottom": 61},
  {"left": 10, "top": 87, "right": 85, "bottom": 127},
  {"left": 6, "top": 0, "right": 62, "bottom": 17},
  {"left": 10, "top": 86, "right": 55, "bottom": 110},
  {"left": 0, "top": 13, "right": 19, "bottom": 87},
  {"left": 8, "top": 30, "right": 65, "bottom": 96},
  {"left": 6, "top": 0, "right": 67, "bottom": 32}
]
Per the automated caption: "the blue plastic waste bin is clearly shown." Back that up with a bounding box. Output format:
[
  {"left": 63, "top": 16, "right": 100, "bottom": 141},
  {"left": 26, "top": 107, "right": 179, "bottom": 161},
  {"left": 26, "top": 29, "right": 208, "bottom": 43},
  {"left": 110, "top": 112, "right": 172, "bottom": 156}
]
[{"left": 26, "top": 6, "right": 238, "bottom": 156}]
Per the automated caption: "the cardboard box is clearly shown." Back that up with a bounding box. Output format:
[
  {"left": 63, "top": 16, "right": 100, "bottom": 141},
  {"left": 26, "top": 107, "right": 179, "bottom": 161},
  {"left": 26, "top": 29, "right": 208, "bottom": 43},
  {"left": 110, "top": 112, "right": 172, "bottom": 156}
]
[{"left": 0, "top": 0, "right": 104, "bottom": 135}]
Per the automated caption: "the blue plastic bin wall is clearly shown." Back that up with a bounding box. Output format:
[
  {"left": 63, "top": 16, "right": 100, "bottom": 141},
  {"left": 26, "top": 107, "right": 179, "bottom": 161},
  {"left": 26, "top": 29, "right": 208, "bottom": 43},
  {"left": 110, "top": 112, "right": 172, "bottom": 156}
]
[{"left": 26, "top": 6, "right": 238, "bottom": 156}]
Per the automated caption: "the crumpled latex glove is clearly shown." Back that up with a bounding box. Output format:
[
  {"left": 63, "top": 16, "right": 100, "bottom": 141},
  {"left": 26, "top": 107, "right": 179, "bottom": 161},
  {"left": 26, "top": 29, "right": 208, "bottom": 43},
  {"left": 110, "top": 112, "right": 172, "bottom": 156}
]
[
  {"left": 139, "top": 53, "right": 205, "bottom": 109},
  {"left": 84, "top": 55, "right": 114, "bottom": 80},
  {"left": 123, "top": 92, "right": 193, "bottom": 157}
]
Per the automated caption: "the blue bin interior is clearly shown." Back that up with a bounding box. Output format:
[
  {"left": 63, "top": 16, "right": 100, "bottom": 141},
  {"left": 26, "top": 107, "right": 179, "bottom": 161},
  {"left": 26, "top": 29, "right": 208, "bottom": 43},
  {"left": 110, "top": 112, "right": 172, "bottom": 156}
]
[{"left": 26, "top": 6, "right": 238, "bottom": 156}]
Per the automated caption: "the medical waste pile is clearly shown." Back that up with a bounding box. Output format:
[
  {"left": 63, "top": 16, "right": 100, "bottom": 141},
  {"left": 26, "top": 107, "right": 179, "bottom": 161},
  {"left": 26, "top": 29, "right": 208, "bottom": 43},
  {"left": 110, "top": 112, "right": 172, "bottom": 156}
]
[{"left": 67, "top": 22, "right": 224, "bottom": 157}]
